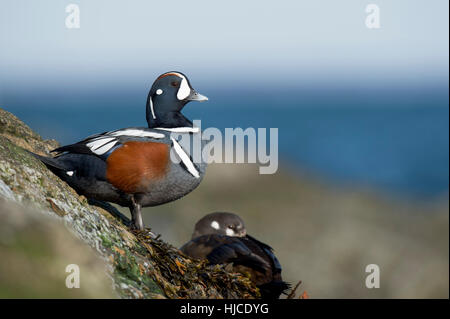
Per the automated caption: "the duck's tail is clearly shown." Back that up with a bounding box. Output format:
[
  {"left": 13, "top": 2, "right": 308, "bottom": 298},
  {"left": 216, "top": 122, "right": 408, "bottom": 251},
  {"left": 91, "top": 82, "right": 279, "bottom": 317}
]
[{"left": 27, "top": 150, "right": 69, "bottom": 173}]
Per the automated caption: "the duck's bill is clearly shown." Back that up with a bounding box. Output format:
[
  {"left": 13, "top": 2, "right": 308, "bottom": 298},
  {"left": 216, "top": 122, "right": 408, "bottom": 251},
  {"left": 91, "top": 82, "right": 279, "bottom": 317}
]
[{"left": 186, "top": 91, "right": 208, "bottom": 102}]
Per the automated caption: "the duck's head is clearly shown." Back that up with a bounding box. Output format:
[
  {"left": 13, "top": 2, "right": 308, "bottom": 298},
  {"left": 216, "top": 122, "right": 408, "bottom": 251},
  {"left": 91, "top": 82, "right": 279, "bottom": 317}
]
[
  {"left": 192, "top": 212, "right": 247, "bottom": 239},
  {"left": 146, "top": 71, "right": 208, "bottom": 128}
]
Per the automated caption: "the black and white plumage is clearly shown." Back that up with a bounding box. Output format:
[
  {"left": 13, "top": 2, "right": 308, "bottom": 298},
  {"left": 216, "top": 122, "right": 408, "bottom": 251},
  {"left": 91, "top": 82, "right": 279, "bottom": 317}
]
[
  {"left": 180, "top": 212, "right": 290, "bottom": 299},
  {"left": 31, "top": 72, "right": 209, "bottom": 230},
  {"left": 52, "top": 128, "right": 165, "bottom": 157}
]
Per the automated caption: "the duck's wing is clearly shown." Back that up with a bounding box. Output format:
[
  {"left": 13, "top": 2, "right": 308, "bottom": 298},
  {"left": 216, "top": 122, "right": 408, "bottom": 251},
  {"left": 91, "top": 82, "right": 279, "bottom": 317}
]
[
  {"left": 181, "top": 235, "right": 271, "bottom": 275},
  {"left": 245, "top": 235, "right": 283, "bottom": 274},
  {"left": 51, "top": 127, "right": 167, "bottom": 157}
]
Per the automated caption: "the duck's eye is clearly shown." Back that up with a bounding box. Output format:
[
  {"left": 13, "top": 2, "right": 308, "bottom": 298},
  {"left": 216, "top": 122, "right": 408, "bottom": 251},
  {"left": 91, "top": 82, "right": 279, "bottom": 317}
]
[
  {"left": 228, "top": 225, "right": 236, "bottom": 230},
  {"left": 171, "top": 81, "right": 179, "bottom": 87}
]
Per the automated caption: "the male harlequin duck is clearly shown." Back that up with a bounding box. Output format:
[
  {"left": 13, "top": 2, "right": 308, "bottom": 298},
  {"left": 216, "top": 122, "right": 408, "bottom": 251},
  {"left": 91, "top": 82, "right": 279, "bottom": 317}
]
[
  {"left": 32, "top": 72, "right": 208, "bottom": 230},
  {"left": 180, "top": 212, "right": 290, "bottom": 299}
]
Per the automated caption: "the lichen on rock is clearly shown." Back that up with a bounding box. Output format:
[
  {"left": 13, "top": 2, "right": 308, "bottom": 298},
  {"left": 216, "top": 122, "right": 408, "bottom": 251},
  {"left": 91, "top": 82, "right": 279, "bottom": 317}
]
[{"left": 0, "top": 107, "right": 259, "bottom": 299}]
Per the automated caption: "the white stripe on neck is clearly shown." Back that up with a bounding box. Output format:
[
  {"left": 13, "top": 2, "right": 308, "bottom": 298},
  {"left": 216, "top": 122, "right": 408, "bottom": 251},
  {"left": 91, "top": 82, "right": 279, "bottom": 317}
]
[{"left": 149, "top": 97, "right": 156, "bottom": 119}]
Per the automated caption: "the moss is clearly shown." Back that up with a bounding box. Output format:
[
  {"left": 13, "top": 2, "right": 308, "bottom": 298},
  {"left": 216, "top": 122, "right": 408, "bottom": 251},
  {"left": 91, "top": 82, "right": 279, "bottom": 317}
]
[
  {"left": 99, "top": 234, "right": 113, "bottom": 248},
  {"left": 142, "top": 276, "right": 164, "bottom": 295},
  {"left": 116, "top": 254, "right": 141, "bottom": 283}
]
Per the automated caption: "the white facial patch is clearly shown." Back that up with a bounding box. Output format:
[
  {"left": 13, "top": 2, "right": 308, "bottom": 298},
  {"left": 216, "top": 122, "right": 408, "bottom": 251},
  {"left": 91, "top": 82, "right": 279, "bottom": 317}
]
[
  {"left": 66, "top": 171, "right": 74, "bottom": 176},
  {"left": 156, "top": 89, "right": 163, "bottom": 95},
  {"left": 177, "top": 77, "right": 191, "bottom": 100},
  {"left": 210, "top": 221, "right": 220, "bottom": 230},
  {"left": 226, "top": 228, "right": 235, "bottom": 236}
]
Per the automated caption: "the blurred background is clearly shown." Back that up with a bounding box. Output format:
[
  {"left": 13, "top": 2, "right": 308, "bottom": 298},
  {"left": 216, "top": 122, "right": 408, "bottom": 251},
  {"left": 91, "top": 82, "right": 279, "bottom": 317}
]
[{"left": 0, "top": 0, "right": 448, "bottom": 298}]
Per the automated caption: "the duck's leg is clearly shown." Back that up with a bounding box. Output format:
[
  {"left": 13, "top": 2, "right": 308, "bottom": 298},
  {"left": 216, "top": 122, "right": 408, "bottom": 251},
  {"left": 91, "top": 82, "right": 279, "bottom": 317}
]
[{"left": 130, "top": 196, "right": 144, "bottom": 231}]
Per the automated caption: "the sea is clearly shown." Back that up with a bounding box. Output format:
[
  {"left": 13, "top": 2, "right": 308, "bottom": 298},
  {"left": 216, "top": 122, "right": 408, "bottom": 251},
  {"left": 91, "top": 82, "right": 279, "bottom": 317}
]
[{"left": 1, "top": 85, "right": 448, "bottom": 200}]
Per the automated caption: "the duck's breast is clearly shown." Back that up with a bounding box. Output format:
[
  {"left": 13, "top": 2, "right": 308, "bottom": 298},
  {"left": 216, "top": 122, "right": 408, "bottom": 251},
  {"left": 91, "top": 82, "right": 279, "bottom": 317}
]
[{"left": 137, "top": 132, "right": 208, "bottom": 206}]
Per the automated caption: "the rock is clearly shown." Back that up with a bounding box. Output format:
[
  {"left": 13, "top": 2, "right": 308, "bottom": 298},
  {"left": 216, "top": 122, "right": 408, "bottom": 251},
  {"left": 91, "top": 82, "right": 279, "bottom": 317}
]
[{"left": 0, "top": 107, "right": 259, "bottom": 299}]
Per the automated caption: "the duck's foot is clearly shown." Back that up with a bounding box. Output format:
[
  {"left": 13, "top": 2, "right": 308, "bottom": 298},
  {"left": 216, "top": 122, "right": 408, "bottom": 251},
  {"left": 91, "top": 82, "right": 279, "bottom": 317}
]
[{"left": 130, "top": 197, "right": 144, "bottom": 231}]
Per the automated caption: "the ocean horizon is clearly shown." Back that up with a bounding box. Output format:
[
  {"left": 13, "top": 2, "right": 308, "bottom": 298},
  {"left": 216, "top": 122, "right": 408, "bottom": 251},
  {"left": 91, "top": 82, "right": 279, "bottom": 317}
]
[{"left": 1, "top": 84, "right": 448, "bottom": 200}]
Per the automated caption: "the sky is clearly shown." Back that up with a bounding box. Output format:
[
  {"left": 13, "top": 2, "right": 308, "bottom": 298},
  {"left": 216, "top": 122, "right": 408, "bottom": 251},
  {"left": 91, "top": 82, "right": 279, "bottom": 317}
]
[
  {"left": 0, "top": 0, "right": 448, "bottom": 91},
  {"left": 0, "top": 1, "right": 447, "bottom": 197}
]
